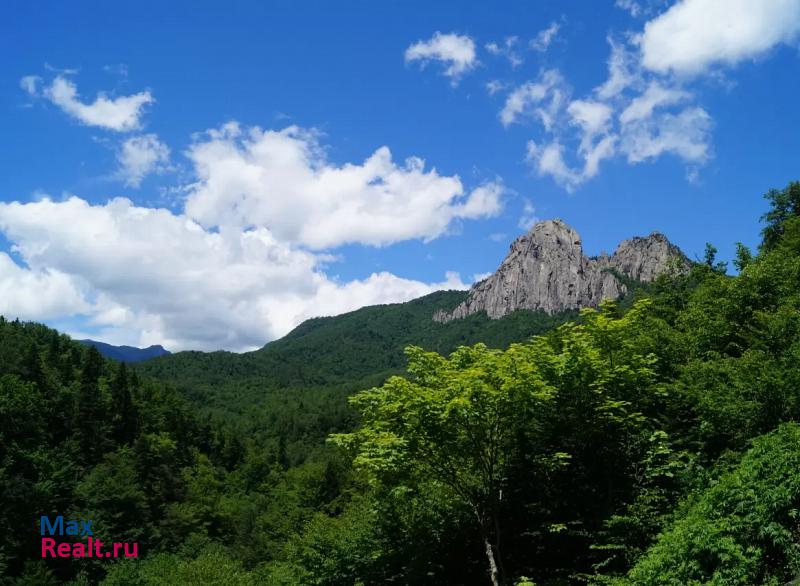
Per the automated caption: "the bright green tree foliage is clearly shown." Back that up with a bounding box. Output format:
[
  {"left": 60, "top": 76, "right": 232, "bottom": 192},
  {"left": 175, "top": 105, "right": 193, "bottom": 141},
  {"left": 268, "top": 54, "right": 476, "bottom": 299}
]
[
  {"left": 620, "top": 423, "right": 800, "bottom": 585},
  {"left": 334, "top": 299, "right": 663, "bottom": 584}
]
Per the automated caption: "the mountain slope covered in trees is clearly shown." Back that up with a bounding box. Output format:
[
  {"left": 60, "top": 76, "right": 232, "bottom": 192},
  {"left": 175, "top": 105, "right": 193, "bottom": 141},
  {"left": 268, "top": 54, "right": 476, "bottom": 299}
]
[{"left": 135, "top": 290, "right": 582, "bottom": 419}]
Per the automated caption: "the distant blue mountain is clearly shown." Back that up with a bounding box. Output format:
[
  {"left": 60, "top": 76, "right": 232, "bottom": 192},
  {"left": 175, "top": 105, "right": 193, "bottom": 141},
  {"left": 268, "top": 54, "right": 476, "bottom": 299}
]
[{"left": 77, "top": 339, "right": 171, "bottom": 363}]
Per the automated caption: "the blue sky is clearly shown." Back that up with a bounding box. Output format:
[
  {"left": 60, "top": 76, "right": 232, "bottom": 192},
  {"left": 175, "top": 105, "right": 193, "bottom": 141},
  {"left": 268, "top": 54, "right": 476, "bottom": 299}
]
[{"left": 1, "top": 0, "right": 799, "bottom": 351}]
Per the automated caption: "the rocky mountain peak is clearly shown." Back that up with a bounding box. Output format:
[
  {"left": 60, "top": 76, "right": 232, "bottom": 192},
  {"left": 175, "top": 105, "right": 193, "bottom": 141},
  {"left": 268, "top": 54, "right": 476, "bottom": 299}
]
[
  {"left": 604, "top": 231, "right": 684, "bottom": 282},
  {"left": 523, "top": 218, "right": 581, "bottom": 246},
  {"left": 434, "top": 220, "right": 688, "bottom": 323}
]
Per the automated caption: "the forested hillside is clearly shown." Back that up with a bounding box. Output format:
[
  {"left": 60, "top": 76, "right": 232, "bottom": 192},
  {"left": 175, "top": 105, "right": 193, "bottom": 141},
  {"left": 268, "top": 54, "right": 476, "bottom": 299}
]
[
  {"left": 134, "top": 291, "right": 580, "bottom": 433},
  {"left": 137, "top": 290, "right": 579, "bottom": 390},
  {"left": 0, "top": 319, "right": 237, "bottom": 584},
  {"left": 2, "top": 181, "right": 800, "bottom": 585}
]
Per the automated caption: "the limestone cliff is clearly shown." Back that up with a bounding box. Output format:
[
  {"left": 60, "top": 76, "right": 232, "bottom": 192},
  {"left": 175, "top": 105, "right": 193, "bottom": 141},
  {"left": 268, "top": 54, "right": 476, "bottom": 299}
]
[{"left": 434, "top": 219, "right": 688, "bottom": 322}]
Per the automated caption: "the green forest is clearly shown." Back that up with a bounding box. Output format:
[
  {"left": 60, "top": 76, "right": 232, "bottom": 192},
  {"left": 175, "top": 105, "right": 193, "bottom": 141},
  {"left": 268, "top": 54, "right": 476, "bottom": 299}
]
[{"left": 2, "top": 181, "right": 800, "bottom": 585}]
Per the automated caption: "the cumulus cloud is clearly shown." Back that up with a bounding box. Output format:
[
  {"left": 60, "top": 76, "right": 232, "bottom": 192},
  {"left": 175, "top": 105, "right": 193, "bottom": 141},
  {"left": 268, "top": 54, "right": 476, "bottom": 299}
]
[
  {"left": 0, "top": 122, "right": 502, "bottom": 350},
  {"left": 117, "top": 134, "right": 171, "bottom": 187},
  {"left": 405, "top": 32, "right": 478, "bottom": 84},
  {"left": 39, "top": 75, "right": 153, "bottom": 131},
  {"left": 0, "top": 196, "right": 471, "bottom": 351},
  {"left": 529, "top": 21, "right": 561, "bottom": 52},
  {"left": 640, "top": 0, "right": 800, "bottom": 75},
  {"left": 303, "top": 270, "right": 468, "bottom": 328},
  {"left": 0, "top": 252, "right": 89, "bottom": 320},
  {"left": 184, "top": 123, "right": 503, "bottom": 250}
]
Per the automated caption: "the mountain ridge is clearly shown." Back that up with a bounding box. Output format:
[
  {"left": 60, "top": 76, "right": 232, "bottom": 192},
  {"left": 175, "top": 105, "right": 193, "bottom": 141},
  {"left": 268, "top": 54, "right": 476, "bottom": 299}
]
[
  {"left": 134, "top": 219, "right": 677, "bottom": 403},
  {"left": 134, "top": 290, "right": 578, "bottom": 404},
  {"left": 435, "top": 219, "right": 688, "bottom": 322},
  {"left": 77, "top": 339, "right": 171, "bottom": 363}
]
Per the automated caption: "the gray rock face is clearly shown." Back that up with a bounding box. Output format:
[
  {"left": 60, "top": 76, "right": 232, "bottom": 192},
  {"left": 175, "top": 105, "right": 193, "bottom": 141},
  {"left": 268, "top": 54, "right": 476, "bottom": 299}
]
[
  {"left": 434, "top": 219, "right": 688, "bottom": 322},
  {"left": 600, "top": 232, "right": 686, "bottom": 282}
]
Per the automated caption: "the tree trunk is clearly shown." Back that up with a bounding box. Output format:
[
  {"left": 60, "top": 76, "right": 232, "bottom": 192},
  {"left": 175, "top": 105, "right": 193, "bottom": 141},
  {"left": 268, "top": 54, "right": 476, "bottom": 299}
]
[
  {"left": 475, "top": 504, "right": 504, "bottom": 585},
  {"left": 493, "top": 512, "right": 506, "bottom": 581},
  {"left": 483, "top": 534, "right": 502, "bottom": 586}
]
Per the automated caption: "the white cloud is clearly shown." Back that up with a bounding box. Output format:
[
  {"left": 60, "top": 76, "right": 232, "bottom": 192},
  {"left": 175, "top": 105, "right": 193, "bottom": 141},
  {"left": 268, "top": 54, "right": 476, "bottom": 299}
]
[
  {"left": 0, "top": 252, "right": 89, "bottom": 320},
  {"left": 523, "top": 76, "right": 707, "bottom": 188},
  {"left": 184, "top": 123, "right": 503, "bottom": 250},
  {"left": 44, "top": 63, "right": 79, "bottom": 75},
  {"left": 457, "top": 182, "right": 504, "bottom": 218},
  {"left": 309, "top": 271, "right": 468, "bottom": 326},
  {"left": 0, "top": 196, "right": 471, "bottom": 351},
  {"left": 486, "top": 80, "right": 506, "bottom": 96},
  {"left": 568, "top": 100, "right": 617, "bottom": 183},
  {"left": 596, "top": 36, "right": 641, "bottom": 100},
  {"left": 640, "top": 0, "right": 800, "bottom": 75},
  {"left": 522, "top": 75, "right": 705, "bottom": 188},
  {"left": 42, "top": 75, "right": 154, "bottom": 131},
  {"left": 20, "top": 75, "right": 42, "bottom": 96},
  {"left": 103, "top": 63, "right": 129, "bottom": 77},
  {"left": 526, "top": 140, "right": 614, "bottom": 192},
  {"left": 405, "top": 32, "right": 478, "bottom": 84},
  {"left": 117, "top": 134, "right": 171, "bottom": 187},
  {"left": 620, "top": 106, "right": 712, "bottom": 163},
  {"left": 486, "top": 36, "right": 523, "bottom": 67},
  {"left": 489, "top": 3, "right": 778, "bottom": 189},
  {"left": 615, "top": 0, "right": 670, "bottom": 17},
  {"left": 619, "top": 82, "right": 690, "bottom": 123},
  {"left": 517, "top": 94, "right": 617, "bottom": 190},
  {"left": 568, "top": 99, "right": 613, "bottom": 138},
  {"left": 518, "top": 199, "right": 539, "bottom": 231},
  {"left": 0, "top": 120, "right": 505, "bottom": 350},
  {"left": 615, "top": 0, "right": 643, "bottom": 17},
  {"left": 530, "top": 21, "right": 561, "bottom": 52},
  {"left": 499, "top": 69, "right": 567, "bottom": 128},
  {"left": 581, "top": 135, "right": 618, "bottom": 178},
  {"left": 504, "top": 29, "right": 714, "bottom": 189}
]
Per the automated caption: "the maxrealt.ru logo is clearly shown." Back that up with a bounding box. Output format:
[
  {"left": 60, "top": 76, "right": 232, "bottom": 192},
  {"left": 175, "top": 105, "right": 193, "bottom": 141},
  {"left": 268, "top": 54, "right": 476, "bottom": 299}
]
[{"left": 39, "top": 516, "right": 138, "bottom": 559}]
